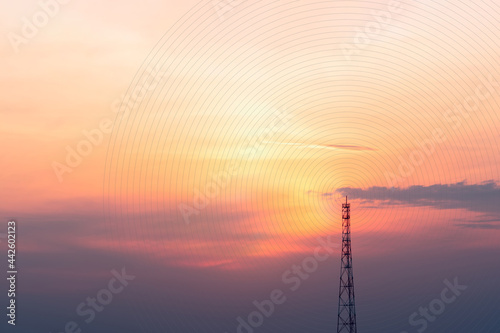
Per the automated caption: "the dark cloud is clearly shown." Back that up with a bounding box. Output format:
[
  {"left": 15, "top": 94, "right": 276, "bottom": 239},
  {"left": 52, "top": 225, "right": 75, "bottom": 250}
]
[
  {"left": 453, "top": 217, "right": 500, "bottom": 230},
  {"left": 455, "top": 222, "right": 500, "bottom": 230},
  {"left": 330, "top": 181, "right": 500, "bottom": 229}
]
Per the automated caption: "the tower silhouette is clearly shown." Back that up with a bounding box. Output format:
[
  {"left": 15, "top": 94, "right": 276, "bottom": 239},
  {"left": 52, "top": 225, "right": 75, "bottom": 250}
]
[{"left": 337, "top": 196, "right": 357, "bottom": 333}]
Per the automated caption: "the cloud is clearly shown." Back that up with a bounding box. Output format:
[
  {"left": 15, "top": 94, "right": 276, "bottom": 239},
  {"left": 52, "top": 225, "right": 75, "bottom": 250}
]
[
  {"left": 330, "top": 181, "right": 500, "bottom": 229},
  {"left": 455, "top": 222, "right": 500, "bottom": 230},
  {"left": 327, "top": 144, "right": 375, "bottom": 151},
  {"left": 453, "top": 217, "right": 500, "bottom": 230},
  {"left": 263, "top": 141, "right": 375, "bottom": 151}
]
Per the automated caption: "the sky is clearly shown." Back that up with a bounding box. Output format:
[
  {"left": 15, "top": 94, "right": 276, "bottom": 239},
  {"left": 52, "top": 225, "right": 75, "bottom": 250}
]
[{"left": 1, "top": 0, "right": 499, "bottom": 332}]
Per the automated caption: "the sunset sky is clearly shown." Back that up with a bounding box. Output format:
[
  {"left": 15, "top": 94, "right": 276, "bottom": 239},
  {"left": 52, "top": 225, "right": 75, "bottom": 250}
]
[{"left": 1, "top": 1, "right": 499, "bottom": 332}]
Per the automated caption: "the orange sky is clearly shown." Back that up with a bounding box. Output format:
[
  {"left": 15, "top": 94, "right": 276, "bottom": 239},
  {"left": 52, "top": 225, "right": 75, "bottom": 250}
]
[{"left": 1, "top": 0, "right": 499, "bottom": 268}]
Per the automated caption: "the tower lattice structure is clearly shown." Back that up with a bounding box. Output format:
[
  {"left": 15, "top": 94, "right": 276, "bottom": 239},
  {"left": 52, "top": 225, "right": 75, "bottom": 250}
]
[{"left": 337, "top": 197, "right": 357, "bottom": 333}]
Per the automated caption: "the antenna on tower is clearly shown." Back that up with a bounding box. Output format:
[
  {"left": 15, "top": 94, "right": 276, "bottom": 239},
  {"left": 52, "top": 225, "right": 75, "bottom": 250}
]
[{"left": 337, "top": 197, "right": 357, "bottom": 333}]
